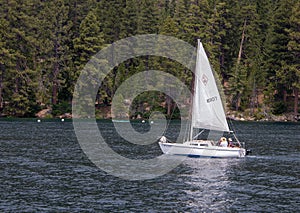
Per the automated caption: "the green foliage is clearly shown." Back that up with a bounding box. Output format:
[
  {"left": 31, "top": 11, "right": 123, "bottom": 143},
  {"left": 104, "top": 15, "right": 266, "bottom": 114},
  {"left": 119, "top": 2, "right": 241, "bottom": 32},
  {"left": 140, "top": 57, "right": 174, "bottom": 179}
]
[
  {"left": 52, "top": 101, "right": 72, "bottom": 117},
  {"left": 137, "top": 0, "right": 159, "bottom": 34},
  {"left": 0, "top": 0, "right": 299, "bottom": 118},
  {"left": 287, "top": 1, "right": 300, "bottom": 92},
  {"left": 272, "top": 102, "right": 287, "bottom": 115}
]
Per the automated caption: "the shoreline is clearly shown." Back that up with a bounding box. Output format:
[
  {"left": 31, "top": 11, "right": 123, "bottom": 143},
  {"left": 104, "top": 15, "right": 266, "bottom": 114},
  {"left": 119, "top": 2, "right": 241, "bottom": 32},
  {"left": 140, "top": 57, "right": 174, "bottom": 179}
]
[
  {"left": 0, "top": 114, "right": 298, "bottom": 123},
  {"left": 1, "top": 106, "right": 299, "bottom": 122}
]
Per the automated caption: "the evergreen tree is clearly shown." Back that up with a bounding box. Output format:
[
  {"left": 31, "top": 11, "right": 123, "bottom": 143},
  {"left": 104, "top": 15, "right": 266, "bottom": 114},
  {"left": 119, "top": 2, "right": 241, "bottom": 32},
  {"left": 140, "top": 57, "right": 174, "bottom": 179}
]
[
  {"left": 160, "top": 0, "right": 176, "bottom": 19},
  {"left": 182, "top": 0, "right": 210, "bottom": 45},
  {"left": 206, "top": 1, "right": 231, "bottom": 79},
  {"left": 173, "top": 0, "right": 190, "bottom": 40},
  {"left": 72, "top": 9, "right": 105, "bottom": 106},
  {"left": 228, "top": 1, "right": 263, "bottom": 111},
  {"left": 121, "top": 0, "right": 138, "bottom": 38},
  {"left": 158, "top": 16, "right": 182, "bottom": 116},
  {"left": 0, "top": 0, "right": 298, "bottom": 118},
  {"left": 0, "top": 0, "right": 41, "bottom": 116},
  {"left": 66, "top": 0, "right": 97, "bottom": 39},
  {"left": 264, "top": 0, "right": 294, "bottom": 109},
  {"left": 74, "top": 10, "right": 105, "bottom": 66},
  {"left": 137, "top": 0, "right": 159, "bottom": 34},
  {"left": 0, "top": 15, "right": 11, "bottom": 112},
  {"left": 40, "top": 0, "right": 73, "bottom": 106},
  {"left": 96, "top": 0, "right": 125, "bottom": 44},
  {"left": 286, "top": 0, "right": 300, "bottom": 117}
]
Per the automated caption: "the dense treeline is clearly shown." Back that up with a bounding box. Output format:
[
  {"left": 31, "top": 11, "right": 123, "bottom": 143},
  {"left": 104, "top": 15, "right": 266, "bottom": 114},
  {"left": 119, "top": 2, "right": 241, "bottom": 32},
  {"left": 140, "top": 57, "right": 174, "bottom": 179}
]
[{"left": 0, "top": 0, "right": 299, "bottom": 119}]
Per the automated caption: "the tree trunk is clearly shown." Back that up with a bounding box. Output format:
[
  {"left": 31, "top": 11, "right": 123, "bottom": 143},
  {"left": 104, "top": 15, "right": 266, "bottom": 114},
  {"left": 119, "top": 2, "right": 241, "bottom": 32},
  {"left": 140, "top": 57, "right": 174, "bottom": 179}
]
[
  {"left": 166, "top": 95, "right": 172, "bottom": 116},
  {"left": 250, "top": 81, "right": 256, "bottom": 115},
  {"left": 52, "top": 83, "right": 58, "bottom": 105},
  {"left": 233, "top": 19, "right": 246, "bottom": 111},
  {"left": 235, "top": 92, "right": 241, "bottom": 111},
  {"left": 0, "top": 68, "right": 3, "bottom": 109},
  {"left": 294, "top": 87, "right": 299, "bottom": 118},
  {"left": 52, "top": 36, "right": 59, "bottom": 105},
  {"left": 237, "top": 19, "right": 247, "bottom": 65},
  {"left": 52, "top": 64, "right": 59, "bottom": 105},
  {"left": 283, "top": 89, "right": 287, "bottom": 103},
  {"left": 237, "top": 95, "right": 240, "bottom": 111}
]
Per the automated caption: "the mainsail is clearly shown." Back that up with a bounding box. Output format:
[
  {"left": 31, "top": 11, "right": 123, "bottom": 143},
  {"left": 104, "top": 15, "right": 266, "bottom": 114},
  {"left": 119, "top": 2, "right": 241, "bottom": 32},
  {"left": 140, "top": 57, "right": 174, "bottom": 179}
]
[{"left": 191, "top": 40, "right": 230, "bottom": 133}]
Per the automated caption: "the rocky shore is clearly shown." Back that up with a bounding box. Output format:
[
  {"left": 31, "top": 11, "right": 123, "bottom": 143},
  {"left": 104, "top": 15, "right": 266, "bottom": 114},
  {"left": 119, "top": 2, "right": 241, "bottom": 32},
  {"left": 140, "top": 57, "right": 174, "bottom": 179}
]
[
  {"left": 226, "top": 111, "right": 299, "bottom": 122},
  {"left": 33, "top": 107, "right": 299, "bottom": 122}
]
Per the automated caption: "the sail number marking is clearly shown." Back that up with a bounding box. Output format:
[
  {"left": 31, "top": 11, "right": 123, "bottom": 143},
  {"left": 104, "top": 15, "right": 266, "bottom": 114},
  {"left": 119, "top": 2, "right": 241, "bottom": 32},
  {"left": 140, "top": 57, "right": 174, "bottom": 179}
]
[{"left": 207, "top": 96, "right": 217, "bottom": 103}]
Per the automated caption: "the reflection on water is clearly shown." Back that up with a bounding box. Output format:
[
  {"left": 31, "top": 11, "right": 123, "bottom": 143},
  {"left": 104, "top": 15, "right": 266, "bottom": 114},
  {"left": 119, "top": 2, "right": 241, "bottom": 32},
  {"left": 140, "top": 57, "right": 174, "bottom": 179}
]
[
  {"left": 179, "top": 158, "right": 241, "bottom": 212},
  {"left": 0, "top": 120, "right": 299, "bottom": 212}
]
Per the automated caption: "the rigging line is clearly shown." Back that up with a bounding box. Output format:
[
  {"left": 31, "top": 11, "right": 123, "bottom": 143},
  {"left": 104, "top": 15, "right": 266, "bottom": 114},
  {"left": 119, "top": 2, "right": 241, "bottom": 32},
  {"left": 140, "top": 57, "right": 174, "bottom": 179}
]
[
  {"left": 162, "top": 91, "right": 184, "bottom": 137},
  {"left": 161, "top": 109, "right": 173, "bottom": 137},
  {"left": 162, "top": 40, "right": 197, "bottom": 140},
  {"left": 163, "top": 53, "right": 197, "bottom": 140},
  {"left": 228, "top": 117, "right": 242, "bottom": 147},
  {"left": 184, "top": 119, "right": 192, "bottom": 142},
  {"left": 228, "top": 116, "right": 236, "bottom": 134},
  {"left": 193, "top": 129, "right": 205, "bottom": 140}
]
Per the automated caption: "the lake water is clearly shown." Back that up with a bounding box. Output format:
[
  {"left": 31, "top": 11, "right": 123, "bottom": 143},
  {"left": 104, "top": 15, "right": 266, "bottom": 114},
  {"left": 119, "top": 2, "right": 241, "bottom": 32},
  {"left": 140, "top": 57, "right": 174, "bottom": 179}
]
[{"left": 0, "top": 120, "right": 299, "bottom": 212}]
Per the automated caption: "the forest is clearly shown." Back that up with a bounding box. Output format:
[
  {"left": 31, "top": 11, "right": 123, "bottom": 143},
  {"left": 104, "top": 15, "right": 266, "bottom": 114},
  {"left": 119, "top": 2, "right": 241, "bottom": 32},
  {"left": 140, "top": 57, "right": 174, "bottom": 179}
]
[{"left": 0, "top": 0, "right": 299, "bottom": 120}]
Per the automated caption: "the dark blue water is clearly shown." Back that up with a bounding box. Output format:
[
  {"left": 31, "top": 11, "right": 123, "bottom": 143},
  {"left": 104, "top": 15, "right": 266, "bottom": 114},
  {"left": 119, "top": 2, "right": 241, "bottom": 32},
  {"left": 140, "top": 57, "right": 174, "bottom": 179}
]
[{"left": 0, "top": 120, "right": 299, "bottom": 212}]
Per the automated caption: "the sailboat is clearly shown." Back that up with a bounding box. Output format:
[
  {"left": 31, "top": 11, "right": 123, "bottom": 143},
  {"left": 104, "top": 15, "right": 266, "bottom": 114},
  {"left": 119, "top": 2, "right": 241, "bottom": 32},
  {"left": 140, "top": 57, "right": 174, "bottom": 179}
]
[{"left": 158, "top": 40, "right": 248, "bottom": 158}]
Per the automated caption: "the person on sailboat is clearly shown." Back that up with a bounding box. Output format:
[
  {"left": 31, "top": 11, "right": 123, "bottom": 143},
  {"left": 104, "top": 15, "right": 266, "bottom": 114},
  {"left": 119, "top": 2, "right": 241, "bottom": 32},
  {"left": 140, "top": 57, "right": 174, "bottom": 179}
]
[
  {"left": 228, "top": 138, "right": 234, "bottom": 147},
  {"left": 159, "top": 136, "right": 167, "bottom": 143},
  {"left": 219, "top": 137, "right": 228, "bottom": 147}
]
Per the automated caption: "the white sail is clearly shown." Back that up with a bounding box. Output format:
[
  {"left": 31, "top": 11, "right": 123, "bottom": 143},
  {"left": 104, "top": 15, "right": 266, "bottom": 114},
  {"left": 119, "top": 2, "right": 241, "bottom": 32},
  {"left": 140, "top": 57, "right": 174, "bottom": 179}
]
[
  {"left": 158, "top": 39, "right": 247, "bottom": 158},
  {"left": 191, "top": 40, "right": 230, "bottom": 132}
]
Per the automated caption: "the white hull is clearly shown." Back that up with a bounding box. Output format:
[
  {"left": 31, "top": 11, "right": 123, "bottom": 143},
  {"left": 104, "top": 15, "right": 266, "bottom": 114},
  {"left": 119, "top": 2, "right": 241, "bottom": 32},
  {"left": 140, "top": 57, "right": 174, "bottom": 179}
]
[{"left": 158, "top": 141, "right": 246, "bottom": 158}]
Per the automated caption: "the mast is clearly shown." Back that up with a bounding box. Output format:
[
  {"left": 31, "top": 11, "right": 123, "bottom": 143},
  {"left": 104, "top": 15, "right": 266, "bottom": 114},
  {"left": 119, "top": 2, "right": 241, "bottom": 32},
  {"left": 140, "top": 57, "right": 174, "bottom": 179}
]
[{"left": 189, "top": 39, "right": 201, "bottom": 141}]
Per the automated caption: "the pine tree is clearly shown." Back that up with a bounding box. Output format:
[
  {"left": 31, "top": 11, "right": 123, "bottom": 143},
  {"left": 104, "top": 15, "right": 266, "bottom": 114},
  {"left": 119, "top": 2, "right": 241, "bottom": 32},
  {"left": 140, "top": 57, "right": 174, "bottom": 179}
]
[
  {"left": 183, "top": 0, "right": 210, "bottom": 45},
  {"left": 264, "top": 0, "right": 295, "bottom": 110},
  {"left": 72, "top": 9, "right": 105, "bottom": 107},
  {"left": 160, "top": 0, "right": 176, "bottom": 19},
  {"left": 137, "top": 0, "right": 159, "bottom": 34},
  {"left": 121, "top": 0, "right": 138, "bottom": 38},
  {"left": 66, "top": 0, "right": 97, "bottom": 39},
  {"left": 228, "top": 1, "right": 260, "bottom": 111},
  {"left": 286, "top": 0, "right": 300, "bottom": 117},
  {"left": 0, "top": 0, "right": 42, "bottom": 116},
  {"left": 96, "top": 0, "right": 125, "bottom": 44},
  {"left": 173, "top": 0, "right": 190, "bottom": 40},
  {"left": 0, "top": 16, "right": 11, "bottom": 112},
  {"left": 74, "top": 10, "right": 105, "bottom": 66},
  {"left": 0, "top": 0, "right": 298, "bottom": 118},
  {"left": 206, "top": 1, "right": 231, "bottom": 79},
  {"left": 158, "top": 16, "right": 181, "bottom": 116},
  {"left": 40, "top": 0, "right": 73, "bottom": 106}
]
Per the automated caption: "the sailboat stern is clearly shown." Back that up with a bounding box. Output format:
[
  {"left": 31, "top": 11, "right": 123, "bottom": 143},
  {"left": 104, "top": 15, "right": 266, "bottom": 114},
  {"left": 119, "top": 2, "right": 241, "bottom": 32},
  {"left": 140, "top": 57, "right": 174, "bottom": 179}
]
[{"left": 158, "top": 142, "right": 171, "bottom": 154}]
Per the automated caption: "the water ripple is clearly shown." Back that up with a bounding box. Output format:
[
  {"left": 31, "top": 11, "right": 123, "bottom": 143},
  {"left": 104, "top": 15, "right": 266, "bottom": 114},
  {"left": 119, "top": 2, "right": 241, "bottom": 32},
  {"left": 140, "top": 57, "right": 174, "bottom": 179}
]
[{"left": 0, "top": 120, "right": 299, "bottom": 212}]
